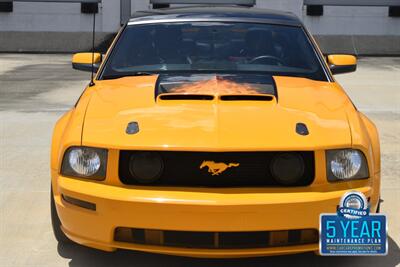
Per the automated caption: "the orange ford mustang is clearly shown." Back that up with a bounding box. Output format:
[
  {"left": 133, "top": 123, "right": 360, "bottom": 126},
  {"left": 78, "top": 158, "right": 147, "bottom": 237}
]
[{"left": 50, "top": 5, "right": 380, "bottom": 258}]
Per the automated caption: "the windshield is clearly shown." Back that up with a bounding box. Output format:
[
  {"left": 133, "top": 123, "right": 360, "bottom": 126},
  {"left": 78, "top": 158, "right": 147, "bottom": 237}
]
[{"left": 100, "top": 22, "right": 327, "bottom": 81}]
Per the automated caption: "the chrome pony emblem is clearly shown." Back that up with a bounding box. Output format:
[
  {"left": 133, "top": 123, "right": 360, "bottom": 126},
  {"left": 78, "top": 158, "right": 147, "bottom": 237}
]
[{"left": 200, "top": 160, "right": 239, "bottom": 176}]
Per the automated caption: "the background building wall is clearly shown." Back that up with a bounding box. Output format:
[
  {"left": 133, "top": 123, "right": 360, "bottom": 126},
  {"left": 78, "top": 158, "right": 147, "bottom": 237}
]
[
  {"left": 258, "top": 0, "right": 400, "bottom": 55},
  {"left": 0, "top": 0, "right": 399, "bottom": 54}
]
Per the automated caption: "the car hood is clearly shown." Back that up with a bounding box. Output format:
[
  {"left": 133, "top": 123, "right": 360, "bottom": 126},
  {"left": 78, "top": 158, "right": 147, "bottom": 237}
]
[{"left": 81, "top": 74, "right": 354, "bottom": 151}]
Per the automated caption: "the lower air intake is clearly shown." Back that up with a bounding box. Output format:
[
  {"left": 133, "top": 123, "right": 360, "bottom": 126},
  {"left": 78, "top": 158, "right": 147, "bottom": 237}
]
[{"left": 114, "top": 228, "right": 319, "bottom": 249}]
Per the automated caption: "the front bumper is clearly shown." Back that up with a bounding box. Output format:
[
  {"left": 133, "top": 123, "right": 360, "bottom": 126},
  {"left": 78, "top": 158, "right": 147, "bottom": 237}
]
[{"left": 53, "top": 173, "right": 378, "bottom": 258}]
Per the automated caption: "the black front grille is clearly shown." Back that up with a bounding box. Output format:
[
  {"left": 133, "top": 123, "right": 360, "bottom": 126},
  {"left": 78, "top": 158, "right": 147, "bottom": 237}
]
[{"left": 119, "top": 151, "right": 314, "bottom": 187}]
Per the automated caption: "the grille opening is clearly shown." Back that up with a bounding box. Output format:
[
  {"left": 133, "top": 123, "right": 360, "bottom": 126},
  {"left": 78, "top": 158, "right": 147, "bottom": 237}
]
[
  {"left": 132, "top": 229, "right": 146, "bottom": 244},
  {"left": 220, "top": 95, "right": 274, "bottom": 101},
  {"left": 114, "top": 228, "right": 319, "bottom": 249},
  {"left": 288, "top": 229, "right": 302, "bottom": 243},
  {"left": 219, "top": 231, "right": 269, "bottom": 248},
  {"left": 119, "top": 151, "right": 315, "bottom": 187},
  {"left": 159, "top": 94, "right": 214, "bottom": 100},
  {"left": 164, "top": 231, "right": 215, "bottom": 248}
]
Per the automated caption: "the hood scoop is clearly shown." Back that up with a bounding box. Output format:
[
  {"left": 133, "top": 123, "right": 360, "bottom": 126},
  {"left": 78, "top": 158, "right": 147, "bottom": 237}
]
[{"left": 156, "top": 73, "right": 276, "bottom": 101}]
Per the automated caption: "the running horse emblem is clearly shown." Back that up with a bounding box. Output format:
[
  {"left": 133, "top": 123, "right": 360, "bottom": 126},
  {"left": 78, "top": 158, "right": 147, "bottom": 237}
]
[{"left": 199, "top": 160, "right": 240, "bottom": 176}]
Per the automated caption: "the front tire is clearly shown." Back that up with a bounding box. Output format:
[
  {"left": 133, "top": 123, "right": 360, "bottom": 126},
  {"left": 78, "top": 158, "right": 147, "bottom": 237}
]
[{"left": 51, "top": 186, "right": 71, "bottom": 244}]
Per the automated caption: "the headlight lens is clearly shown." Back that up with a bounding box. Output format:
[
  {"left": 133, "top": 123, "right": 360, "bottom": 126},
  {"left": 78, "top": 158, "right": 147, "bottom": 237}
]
[
  {"left": 69, "top": 148, "right": 100, "bottom": 176},
  {"left": 61, "top": 147, "right": 107, "bottom": 180},
  {"left": 326, "top": 149, "right": 369, "bottom": 181}
]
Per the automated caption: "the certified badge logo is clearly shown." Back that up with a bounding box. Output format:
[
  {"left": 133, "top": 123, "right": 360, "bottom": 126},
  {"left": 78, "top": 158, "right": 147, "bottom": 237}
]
[
  {"left": 320, "top": 191, "right": 387, "bottom": 256},
  {"left": 338, "top": 191, "right": 369, "bottom": 219}
]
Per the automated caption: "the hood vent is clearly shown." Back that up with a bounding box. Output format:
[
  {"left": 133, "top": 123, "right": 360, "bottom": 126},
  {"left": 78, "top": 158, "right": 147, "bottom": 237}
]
[
  {"left": 220, "top": 95, "right": 274, "bottom": 101},
  {"left": 159, "top": 94, "right": 214, "bottom": 101},
  {"left": 296, "top": 123, "right": 309, "bottom": 136}
]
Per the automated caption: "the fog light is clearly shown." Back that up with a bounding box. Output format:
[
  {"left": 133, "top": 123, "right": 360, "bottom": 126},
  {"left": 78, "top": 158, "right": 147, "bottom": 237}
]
[
  {"left": 129, "top": 152, "right": 164, "bottom": 183},
  {"left": 270, "top": 153, "right": 304, "bottom": 185}
]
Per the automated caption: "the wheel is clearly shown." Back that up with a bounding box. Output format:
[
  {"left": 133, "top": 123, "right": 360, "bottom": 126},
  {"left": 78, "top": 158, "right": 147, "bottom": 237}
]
[{"left": 51, "top": 186, "right": 71, "bottom": 244}]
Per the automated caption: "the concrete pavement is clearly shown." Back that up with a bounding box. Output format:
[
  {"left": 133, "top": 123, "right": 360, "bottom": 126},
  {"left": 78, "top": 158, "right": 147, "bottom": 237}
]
[{"left": 0, "top": 54, "right": 399, "bottom": 266}]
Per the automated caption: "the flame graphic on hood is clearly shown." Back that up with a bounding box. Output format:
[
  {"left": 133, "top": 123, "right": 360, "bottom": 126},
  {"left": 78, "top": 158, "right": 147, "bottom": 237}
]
[{"left": 169, "top": 76, "right": 262, "bottom": 95}]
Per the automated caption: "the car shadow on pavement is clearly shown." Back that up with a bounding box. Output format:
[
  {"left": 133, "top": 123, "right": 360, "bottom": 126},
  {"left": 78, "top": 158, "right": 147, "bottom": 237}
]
[{"left": 58, "top": 236, "right": 400, "bottom": 267}]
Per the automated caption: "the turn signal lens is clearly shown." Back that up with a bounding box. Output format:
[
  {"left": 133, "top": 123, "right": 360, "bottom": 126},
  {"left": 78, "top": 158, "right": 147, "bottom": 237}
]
[
  {"left": 326, "top": 149, "right": 369, "bottom": 181},
  {"left": 61, "top": 147, "right": 107, "bottom": 180}
]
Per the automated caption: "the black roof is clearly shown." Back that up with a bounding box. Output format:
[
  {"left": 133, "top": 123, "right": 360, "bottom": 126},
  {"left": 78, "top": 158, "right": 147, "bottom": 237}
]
[{"left": 129, "top": 6, "right": 302, "bottom": 26}]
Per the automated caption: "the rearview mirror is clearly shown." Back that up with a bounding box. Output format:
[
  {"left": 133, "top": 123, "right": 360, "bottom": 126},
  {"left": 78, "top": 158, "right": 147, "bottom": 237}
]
[
  {"left": 72, "top": 52, "right": 102, "bottom": 72},
  {"left": 327, "top": 54, "right": 357, "bottom": 75}
]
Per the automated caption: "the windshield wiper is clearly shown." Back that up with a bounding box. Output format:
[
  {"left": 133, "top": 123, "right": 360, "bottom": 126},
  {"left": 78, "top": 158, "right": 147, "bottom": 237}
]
[{"left": 102, "top": 72, "right": 154, "bottom": 80}]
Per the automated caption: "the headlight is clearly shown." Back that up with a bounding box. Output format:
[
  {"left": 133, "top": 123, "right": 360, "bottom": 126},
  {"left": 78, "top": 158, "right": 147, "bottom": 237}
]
[
  {"left": 61, "top": 147, "right": 107, "bottom": 180},
  {"left": 326, "top": 149, "right": 369, "bottom": 181}
]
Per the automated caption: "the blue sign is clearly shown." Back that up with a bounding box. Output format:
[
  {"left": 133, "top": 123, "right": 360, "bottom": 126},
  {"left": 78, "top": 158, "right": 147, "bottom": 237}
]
[{"left": 320, "top": 191, "right": 387, "bottom": 255}]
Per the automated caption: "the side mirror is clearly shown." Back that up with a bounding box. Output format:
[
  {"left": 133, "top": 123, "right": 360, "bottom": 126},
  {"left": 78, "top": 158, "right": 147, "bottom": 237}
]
[
  {"left": 327, "top": 54, "right": 357, "bottom": 75},
  {"left": 72, "top": 52, "right": 102, "bottom": 72}
]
